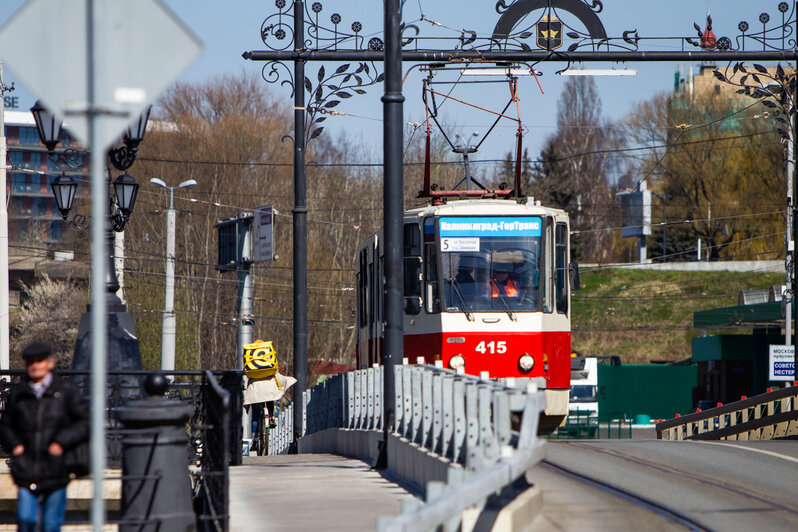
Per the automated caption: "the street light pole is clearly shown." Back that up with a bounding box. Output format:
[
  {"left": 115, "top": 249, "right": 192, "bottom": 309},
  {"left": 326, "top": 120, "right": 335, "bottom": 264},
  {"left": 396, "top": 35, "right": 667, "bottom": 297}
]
[
  {"left": 149, "top": 178, "right": 197, "bottom": 371},
  {"left": 0, "top": 62, "right": 10, "bottom": 370}
]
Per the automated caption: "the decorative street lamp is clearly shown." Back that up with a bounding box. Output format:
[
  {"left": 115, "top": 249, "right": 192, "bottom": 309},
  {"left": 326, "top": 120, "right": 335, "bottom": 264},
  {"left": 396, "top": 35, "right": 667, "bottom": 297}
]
[
  {"left": 113, "top": 172, "right": 140, "bottom": 219},
  {"left": 29, "top": 99, "right": 61, "bottom": 153},
  {"left": 30, "top": 99, "right": 148, "bottom": 229},
  {"left": 30, "top": 100, "right": 151, "bottom": 374},
  {"left": 50, "top": 174, "right": 78, "bottom": 220}
]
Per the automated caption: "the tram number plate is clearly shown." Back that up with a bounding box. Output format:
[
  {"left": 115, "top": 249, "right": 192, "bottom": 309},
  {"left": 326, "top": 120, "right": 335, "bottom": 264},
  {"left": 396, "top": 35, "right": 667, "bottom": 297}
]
[
  {"left": 441, "top": 237, "right": 480, "bottom": 252},
  {"left": 476, "top": 341, "right": 507, "bottom": 354}
]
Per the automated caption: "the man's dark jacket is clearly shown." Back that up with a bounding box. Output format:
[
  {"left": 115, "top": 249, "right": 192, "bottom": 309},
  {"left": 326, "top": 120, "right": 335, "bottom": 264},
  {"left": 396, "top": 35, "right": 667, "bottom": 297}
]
[{"left": 0, "top": 374, "right": 88, "bottom": 492}]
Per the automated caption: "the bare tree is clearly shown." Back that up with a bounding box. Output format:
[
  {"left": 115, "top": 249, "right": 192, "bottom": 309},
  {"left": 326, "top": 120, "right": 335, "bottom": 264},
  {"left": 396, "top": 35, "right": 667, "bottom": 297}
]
[
  {"left": 536, "top": 76, "right": 619, "bottom": 262},
  {"left": 624, "top": 90, "right": 784, "bottom": 261},
  {"left": 123, "top": 72, "right": 386, "bottom": 381},
  {"left": 11, "top": 274, "right": 88, "bottom": 368}
]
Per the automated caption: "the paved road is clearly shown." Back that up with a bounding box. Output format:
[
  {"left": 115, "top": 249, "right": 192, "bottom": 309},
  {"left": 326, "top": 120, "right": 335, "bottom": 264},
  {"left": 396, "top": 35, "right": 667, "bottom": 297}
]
[
  {"left": 537, "top": 439, "right": 798, "bottom": 531},
  {"left": 229, "top": 454, "right": 415, "bottom": 531}
]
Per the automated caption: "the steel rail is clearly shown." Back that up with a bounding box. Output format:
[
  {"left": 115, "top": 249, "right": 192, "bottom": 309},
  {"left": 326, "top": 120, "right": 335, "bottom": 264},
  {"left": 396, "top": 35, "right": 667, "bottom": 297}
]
[
  {"left": 541, "top": 460, "right": 714, "bottom": 532},
  {"left": 561, "top": 442, "right": 798, "bottom": 517}
]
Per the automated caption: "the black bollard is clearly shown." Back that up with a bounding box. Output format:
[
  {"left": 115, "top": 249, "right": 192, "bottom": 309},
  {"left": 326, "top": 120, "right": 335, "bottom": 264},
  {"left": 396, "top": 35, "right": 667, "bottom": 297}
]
[{"left": 115, "top": 373, "right": 196, "bottom": 532}]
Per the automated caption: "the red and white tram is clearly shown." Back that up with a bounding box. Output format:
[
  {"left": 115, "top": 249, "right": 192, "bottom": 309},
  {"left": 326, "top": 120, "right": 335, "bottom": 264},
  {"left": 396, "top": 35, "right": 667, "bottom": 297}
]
[{"left": 356, "top": 198, "right": 576, "bottom": 430}]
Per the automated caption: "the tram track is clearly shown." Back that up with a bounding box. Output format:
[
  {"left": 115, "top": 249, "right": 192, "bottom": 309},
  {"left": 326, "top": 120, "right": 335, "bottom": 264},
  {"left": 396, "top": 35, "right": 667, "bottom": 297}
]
[
  {"left": 559, "top": 441, "right": 798, "bottom": 518},
  {"left": 541, "top": 459, "right": 713, "bottom": 532},
  {"left": 537, "top": 440, "right": 798, "bottom": 531}
]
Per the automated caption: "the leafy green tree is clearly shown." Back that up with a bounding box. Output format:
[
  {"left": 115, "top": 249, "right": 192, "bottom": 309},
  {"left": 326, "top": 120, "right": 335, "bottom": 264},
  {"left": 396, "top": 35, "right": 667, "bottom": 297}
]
[{"left": 624, "top": 89, "right": 784, "bottom": 262}]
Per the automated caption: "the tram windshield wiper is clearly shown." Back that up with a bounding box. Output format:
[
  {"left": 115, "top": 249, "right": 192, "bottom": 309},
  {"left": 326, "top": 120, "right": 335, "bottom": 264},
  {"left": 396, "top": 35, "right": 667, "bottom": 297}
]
[
  {"left": 449, "top": 277, "right": 475, "bottom": 321},
  {"left": 494, "top": 292, "right": 517, "bottom": 321}
]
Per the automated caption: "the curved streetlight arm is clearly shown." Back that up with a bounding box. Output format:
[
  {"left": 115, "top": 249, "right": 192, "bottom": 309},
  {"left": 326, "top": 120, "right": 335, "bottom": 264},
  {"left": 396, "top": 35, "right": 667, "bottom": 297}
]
[{"left": 150, "top": 178, "right": 196, "bottom": 209}]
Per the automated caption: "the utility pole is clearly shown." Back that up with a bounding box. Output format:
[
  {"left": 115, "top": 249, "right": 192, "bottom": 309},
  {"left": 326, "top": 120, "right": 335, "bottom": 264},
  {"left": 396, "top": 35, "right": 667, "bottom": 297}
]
[
  {"left": 237, "top": 216, "right": 254, "bottom": 440},
  {"left": 656, "top": 194, "right": 671, "bottom": 263},
  {"left": 149, "top": 178, "right": 197, "bottom": 371},
  {"left": 0, "top": 62, "right": 9, "bottom": 370},
  {"left": 786, "top": 107, "right": 793, "bottom": 348},
  {"left": 291, "top": 0, "right": 308, "bottom": 447},
  {"left": 382, "top": 0, "right": 404, "bottom": 445},
  {"left": 792, "top": 58, "right": 798, "bottom": 379}
]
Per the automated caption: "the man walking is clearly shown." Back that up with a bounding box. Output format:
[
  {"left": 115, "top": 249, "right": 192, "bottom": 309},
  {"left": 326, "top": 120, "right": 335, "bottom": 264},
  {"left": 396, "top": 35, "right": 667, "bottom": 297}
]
[{"left": 0, "top": 341, "right": 88, "bottom": 532}]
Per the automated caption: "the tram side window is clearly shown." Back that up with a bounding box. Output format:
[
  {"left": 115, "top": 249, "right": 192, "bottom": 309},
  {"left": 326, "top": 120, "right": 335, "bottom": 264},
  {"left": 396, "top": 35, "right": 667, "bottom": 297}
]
[
  {"left": 377, "top": 254, "right": 384, "bottom": 325},
  {"left": 403, "top": 224, "right": 422, "bottom": 315},
  {"left": 424, "top": 242, "right": 440, "bottom": 313},
  {"left": 555, "top": 223, "right": 568, "bottom": 314},
  {"left": 359, "top": 249, "right": 368, "bottom": 327},
  {"left": 543, "top": 218, "right": 554, "bottom": 313}
]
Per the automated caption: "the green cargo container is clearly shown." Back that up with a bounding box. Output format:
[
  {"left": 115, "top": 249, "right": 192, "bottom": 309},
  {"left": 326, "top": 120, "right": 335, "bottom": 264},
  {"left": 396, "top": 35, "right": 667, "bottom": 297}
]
[{"left": 597, "top": 364, "right": 697, "bottom": 423}]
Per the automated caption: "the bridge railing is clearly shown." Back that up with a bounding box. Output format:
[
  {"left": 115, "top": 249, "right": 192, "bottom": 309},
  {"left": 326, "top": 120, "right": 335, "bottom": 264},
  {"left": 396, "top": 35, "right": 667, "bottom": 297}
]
[
  {"left": 266, "top": 360, "right": 547, "bottom": 530},
  {"left": 0, "top": 369, "right": 240, "bottom": 531},
  {"left": 656, "top": 386, "right": 798, "bottom": 441}
]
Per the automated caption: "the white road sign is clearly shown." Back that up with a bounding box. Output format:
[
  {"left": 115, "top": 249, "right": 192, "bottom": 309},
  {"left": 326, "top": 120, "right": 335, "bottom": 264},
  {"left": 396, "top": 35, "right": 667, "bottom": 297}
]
[
  {"left": 0, "top": 0, "right": 202, "bottom": 150},
  {"left": 254, "top": 206, "right": 276, "bottom": 262},
  {"left": 768, "top": 345, "right": 795, "bottom": 382}
]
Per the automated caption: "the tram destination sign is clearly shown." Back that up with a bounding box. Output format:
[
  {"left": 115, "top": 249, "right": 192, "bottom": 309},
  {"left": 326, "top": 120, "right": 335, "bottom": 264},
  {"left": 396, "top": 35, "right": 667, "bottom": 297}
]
[{"left": 439, "top": 216, "right": 542, "bottom": 238}]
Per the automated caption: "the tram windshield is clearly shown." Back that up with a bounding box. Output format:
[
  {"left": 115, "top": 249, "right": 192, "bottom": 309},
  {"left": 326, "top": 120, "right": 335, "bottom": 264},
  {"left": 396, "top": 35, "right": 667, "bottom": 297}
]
[{"left": 439, "top": 216, "right": 543, "bottom": 313}]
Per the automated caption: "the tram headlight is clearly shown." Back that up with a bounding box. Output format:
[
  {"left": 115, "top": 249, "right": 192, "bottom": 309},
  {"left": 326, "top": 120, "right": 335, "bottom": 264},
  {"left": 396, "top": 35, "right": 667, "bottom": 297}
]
[
  {"left": 449, "top": 354, "right": 466, "bottom": 370},
  {"left": 518, "top": 354, "right": 535, "bottom": 372}
]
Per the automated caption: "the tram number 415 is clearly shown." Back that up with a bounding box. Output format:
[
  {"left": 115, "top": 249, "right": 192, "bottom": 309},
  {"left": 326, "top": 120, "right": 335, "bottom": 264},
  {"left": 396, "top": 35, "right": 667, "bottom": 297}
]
[{"left": 475, "top": 341, "right": 507, "bottom": 354}]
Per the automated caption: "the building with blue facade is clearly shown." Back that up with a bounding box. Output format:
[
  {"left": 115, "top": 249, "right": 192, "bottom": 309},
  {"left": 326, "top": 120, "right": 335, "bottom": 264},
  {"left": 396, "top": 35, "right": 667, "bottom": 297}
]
[{"left": 3, "top": 109, "right": 86, "bottom": 243}]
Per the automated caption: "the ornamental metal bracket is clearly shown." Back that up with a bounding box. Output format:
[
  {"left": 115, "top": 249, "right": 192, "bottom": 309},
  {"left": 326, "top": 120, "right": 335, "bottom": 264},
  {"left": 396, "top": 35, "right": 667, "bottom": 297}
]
[{"left": 246, "top": 1, "right": 798, "bottom": 63}]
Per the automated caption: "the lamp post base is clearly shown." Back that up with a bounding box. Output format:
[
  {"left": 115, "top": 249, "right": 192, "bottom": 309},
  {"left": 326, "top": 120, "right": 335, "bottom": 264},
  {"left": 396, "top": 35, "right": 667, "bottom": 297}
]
[{"left": 72, "top": 295, "right": 143, "bottom": 403}]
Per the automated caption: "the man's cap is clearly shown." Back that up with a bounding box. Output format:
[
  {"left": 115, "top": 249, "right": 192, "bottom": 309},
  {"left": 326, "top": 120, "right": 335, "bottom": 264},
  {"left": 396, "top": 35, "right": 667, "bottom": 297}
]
[
  {"left": 494, "top": 262, "right": 513, "bottom": 272},
  {"left": 21, "top": 341, "right": 54, "bottom": 359}
]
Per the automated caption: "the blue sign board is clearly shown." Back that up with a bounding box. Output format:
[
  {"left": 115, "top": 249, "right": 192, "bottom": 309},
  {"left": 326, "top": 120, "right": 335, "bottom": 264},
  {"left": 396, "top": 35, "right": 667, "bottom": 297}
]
[{"left": 439, "top": 216, "right": 542, "bottom": 238}]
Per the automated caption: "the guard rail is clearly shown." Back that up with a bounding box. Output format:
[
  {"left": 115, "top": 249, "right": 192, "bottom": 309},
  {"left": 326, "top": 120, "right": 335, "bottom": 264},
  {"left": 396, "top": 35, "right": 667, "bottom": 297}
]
[
  {"left": 656, "top": 386, "right": 798, "bottom": 440},
  {"left": 266, "top": 360, "right": 547, "bottom": 530}
]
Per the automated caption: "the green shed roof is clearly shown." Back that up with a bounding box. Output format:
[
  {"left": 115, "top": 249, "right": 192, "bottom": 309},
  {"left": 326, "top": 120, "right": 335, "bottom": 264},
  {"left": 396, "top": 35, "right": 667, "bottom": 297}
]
[{"left": 693, "top": 301, "right": 784, "bottom": 329}]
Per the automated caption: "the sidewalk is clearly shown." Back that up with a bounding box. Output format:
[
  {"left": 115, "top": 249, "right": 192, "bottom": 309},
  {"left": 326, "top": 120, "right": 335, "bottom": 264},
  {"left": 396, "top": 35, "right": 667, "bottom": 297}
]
[{"left": 230, "top": 454, "right": 416, "bottom": 531}]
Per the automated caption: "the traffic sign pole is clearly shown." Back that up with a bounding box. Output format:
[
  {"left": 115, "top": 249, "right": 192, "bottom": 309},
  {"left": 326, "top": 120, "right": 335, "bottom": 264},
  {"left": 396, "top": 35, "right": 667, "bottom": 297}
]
[{"left": 0, "top": 1, "right": 201, "bottom": 527}]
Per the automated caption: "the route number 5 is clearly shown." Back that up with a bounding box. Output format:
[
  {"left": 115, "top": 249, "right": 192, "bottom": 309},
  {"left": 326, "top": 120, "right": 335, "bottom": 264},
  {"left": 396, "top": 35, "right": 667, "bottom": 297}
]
[{"left": 476, "top": 341, "right": 507, "bottom": 354}]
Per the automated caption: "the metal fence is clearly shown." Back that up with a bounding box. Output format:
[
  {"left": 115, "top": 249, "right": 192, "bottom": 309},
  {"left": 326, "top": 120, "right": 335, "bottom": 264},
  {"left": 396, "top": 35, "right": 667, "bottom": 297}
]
[
  {"left": 266, "top": 361, "right": 547, "bottom": 529},
  {"left": 657, "top": 386, "right": 798, "bottom": 441},
  {"left": 193, "top": 371, "right": 232, "bottom": 532},
  {"left": 0, "top": 369, "right": 241, "bottom": 531}
]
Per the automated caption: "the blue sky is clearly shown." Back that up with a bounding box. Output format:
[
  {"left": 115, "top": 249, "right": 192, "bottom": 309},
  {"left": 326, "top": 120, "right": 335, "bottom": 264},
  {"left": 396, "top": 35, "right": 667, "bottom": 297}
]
[{"left": 0, "top": 0, "right": 784, "bottom": 164}]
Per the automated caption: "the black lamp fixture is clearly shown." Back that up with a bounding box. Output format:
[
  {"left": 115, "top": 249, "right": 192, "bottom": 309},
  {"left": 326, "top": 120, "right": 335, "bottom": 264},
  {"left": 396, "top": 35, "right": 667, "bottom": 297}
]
[
  {"left": 30, "top": 100, "right": 150, "bottom": 231},
  {"left": 123, "top": 105, "right": 150, "bottom": 148},
  {"left": 113, "top": 172, "right": 140, "bottom": 218},
  {"left": 50, "top": 174, "right": 78, "bottom": 220},
  {"left": 30, "top": 100, "right": 61, "bottom": 153}
]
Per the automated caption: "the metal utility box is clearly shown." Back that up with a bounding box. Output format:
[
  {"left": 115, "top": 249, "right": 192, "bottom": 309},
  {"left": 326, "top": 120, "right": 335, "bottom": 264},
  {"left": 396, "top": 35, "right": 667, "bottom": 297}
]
[
  {"left": 597, "top": 364, "right": 697, "bottom": 422},
  {"left": 215, "top": 215, "right": 253, "bottom": 271}
]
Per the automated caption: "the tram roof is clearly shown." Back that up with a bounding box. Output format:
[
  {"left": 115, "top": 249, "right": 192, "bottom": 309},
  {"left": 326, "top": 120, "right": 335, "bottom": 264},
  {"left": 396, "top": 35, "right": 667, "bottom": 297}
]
[{"left": 404, "top": 199, "right": 568, "bottom": 218}]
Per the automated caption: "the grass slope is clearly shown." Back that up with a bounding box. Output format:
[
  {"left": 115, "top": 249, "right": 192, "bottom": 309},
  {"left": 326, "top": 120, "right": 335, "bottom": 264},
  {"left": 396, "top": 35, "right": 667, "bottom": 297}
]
[{"left": 571, "top": 267, "right": 784, "bottom": 364}]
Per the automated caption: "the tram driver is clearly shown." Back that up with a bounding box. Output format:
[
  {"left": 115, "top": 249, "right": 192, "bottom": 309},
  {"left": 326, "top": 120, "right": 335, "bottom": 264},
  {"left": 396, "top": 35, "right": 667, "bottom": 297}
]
[{"left": 490, "top": 262, "right": 519, "bottom": 298}]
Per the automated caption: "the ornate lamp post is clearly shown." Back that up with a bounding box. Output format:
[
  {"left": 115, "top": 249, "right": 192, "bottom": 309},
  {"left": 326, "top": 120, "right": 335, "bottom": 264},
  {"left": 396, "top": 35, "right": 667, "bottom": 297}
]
[{"left": 30, "top": 100, "right": 149, "bottom": 373}]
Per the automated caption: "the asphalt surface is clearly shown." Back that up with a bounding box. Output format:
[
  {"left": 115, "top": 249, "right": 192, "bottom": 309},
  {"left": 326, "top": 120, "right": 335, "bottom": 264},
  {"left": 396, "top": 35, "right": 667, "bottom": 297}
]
[
  {"left": 537, "top": 439, "right": 798, "bottom": 531},
  {"left": 227, "top": 437, "right": 798, "bottom": 531},
  {"left": 229, "top": 454, "right": 414, "bottom": 531}
]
